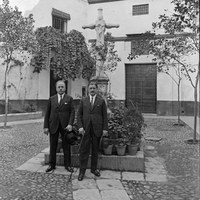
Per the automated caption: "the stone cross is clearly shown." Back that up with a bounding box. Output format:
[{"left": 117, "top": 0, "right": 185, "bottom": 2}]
[
  {"left": 82, "top": 8, "right": 119, "bottom": 77},
  {"left": 82, "top": 8, "right": 119, "bottom": 47}
]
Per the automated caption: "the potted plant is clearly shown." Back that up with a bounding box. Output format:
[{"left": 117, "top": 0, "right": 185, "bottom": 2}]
[
  {"left": 123, "top": 101, "right": 146, "bottom": 155},
  {"left": 106, "top": 104, "right": 127, "bottom": 154},
  {"left": 115, "top": 138, "right": 127, "bottom": 156},
  {"left": 101, "top": 136, "right": 113, "bottom": 155},
  {"left": 108, "top": 104, "right": 126, "bottom": 139}
]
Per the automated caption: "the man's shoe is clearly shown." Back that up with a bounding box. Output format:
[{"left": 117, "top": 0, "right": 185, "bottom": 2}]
[
  {"left": 91, "top": 169, "right": 100, "bottom": 177},
  {"left": 65, "top": 166, "right": 74, "bottom": 173},
  {"left": 45, "top": 166, "right": 55, "bottom": 173},
  {"left": 78, "top": 169, "right": 85, "bottom": 181}
]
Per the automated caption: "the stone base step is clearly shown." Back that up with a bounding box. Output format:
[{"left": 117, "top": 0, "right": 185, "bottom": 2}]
[{"left": 44, "top": 148, "right": 144, "bottom": 172}]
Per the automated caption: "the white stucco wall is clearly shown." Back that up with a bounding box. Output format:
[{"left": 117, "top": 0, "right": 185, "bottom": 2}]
[
  {"left": 0, "top": 54, "right": 40, "bottom": 100},
  {"left": 69, "top": 78, "right": 89, "bottom": 99},
  {"left": 0, "top": 0, "right": 198, "bottom": 105},
  {"left": 157, "top": 52, "right": 199, "bottom": 102},
  {"left": 181, "top": 54, "right": 199, "bottom": 101},
  {"left": 37, "top": 69, "right": 50, "bottom": 99},
  {"left": 157, "top": 69, "right": 179, "bottom": 101}
]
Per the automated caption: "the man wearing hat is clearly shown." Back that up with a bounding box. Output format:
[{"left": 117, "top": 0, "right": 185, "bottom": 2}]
[{"left": 44, "top": 80, "right": 75, "bottom": 173}]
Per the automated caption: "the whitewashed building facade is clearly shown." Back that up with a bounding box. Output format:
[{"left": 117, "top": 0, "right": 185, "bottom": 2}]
[{"left": 0, "top": 0, "right": 199, "bottom": 116}]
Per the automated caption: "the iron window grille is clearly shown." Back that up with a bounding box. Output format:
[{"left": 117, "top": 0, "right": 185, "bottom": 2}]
[
  {"left": 132, "top": 4, "right": 149, "bottom": 16},
  {"left": 52, "top": 8, "right": 70, "bottom": 33}
]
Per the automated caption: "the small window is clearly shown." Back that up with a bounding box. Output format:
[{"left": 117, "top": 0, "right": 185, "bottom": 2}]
[
  {"left": 52, "top": 15, "right": 65, "bottom": 33},
  {"left": 132, "top": 4, "right": 149, "bottom": 16},
  {"left": 52, "top": 8, "right": 70, "bottom": 33}
]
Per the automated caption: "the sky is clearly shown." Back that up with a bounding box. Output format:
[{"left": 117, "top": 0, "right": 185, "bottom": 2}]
[{"left": 0, "top": 0, "right": 40, "bottom": 14}]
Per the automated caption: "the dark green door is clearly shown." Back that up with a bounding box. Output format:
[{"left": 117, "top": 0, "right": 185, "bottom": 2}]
[{"left": 125, "top": 64, "right": 157, "bottom": 113}]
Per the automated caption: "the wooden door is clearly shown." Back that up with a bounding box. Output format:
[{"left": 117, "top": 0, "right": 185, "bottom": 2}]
[{"left": 125, "top": 64, "right": 157, "bottom": 113}]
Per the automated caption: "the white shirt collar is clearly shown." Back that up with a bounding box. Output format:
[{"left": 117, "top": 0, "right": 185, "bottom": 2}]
[
  {"left": 58, "top": 93, "right": 64, "bottom": 100},
  {"left": 90, "top": 94, "right": 96, "bottom": 102}
]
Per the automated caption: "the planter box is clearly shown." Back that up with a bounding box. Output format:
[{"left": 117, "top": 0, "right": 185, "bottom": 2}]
[{"left": 44, "top": 148, "right": 144, "bottom": 172}]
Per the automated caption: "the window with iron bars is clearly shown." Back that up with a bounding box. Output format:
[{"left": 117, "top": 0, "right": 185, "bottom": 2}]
[
  {"left": 52, "top": 8, "right": 70, "bottom": 33},
  {"left": 132, "top": 4, "right": 149, "bottom": 16},
  {"left": 52, "top": 15, "right": 66, "bottom": 33}
]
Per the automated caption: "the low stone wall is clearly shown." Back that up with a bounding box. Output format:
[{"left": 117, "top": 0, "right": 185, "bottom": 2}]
[
  {"left": 1, "top": 99, "right": 198, "bottom": 117},
  {"left": 157, "top": 100, "right": 199, "bottom": 116},
  {"left": 0, "top": 111, "right": 43, "bottom": 122}
]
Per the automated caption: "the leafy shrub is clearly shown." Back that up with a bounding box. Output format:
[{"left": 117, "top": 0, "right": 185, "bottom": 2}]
[
  {"left": 107, "top": 100, "right": 146, "bottom": 145},
  {"left": 108, "top": 104, "right": 127, "bottom": 139},
  {"left": 123, "top": 101, "right": 146, "bottom": 144}
]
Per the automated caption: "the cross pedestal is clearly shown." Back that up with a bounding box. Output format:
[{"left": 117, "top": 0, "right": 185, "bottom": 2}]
[{"left": 90, "top": 75, "right": 109, "bottom": 97}]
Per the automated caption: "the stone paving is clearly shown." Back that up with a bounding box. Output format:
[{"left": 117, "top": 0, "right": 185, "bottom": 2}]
[{"left": 0, "top": 117, "right": 199, "bottom": 200}]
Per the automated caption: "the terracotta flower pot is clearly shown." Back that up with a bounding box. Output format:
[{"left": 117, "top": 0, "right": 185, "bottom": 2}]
[
  {"left": 127, "top": 143, "right": 138, "bottom": 155},
  {"left": 101, "top": 137, "right": 109, "bottom": 148},
  {"left": 116, "top": 145, "right": 126, "bottom": 156},
  {"left": 103, "top": 144, "right": 113, "bottom": 155}
]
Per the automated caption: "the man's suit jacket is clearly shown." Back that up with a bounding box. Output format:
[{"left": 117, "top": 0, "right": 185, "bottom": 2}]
[
  {"left": 44, "top": 94, "right": 75, "bottom": 134},
  {"left": 77, "top": 94, "right": 108, "bottom": 137}
]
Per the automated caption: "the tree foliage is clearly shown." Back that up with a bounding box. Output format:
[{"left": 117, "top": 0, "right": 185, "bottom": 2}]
[
  {"left": 89, "top": 32, "right": 121, "bottom": 73},
  {"left": 153, "top": 0, "right": 199, "bottom": 35},
  {"left": 0, "top": 0, "right": 36, "bottom": 62},
  {"left": 31, "top": 26, "right": 95, "bottom": 80},
  {"left": 151, "top": 0, "right": 199, "bottom": 87},
  {"left": 0, "top": 0, "right": 36, "bottom": 127}
]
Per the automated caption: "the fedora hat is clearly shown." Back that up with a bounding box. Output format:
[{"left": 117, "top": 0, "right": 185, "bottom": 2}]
[{"left": 64, "top": 129, "right": 78, "bottom": 145}]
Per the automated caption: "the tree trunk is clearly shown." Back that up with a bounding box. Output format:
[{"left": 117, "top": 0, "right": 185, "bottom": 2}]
[
  {"left": 193, "top": 67, "right": 199, "bottom": 142},
  {"left": 4, "top": 66, "right": 9, "bottom": 128},
  {"left": 177, "top": 81, "right": 181, "bottom": 125}
]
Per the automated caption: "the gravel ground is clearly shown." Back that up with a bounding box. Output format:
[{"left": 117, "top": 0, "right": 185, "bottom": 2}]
[
  {"left": 0, "top": 122, "right": 72, "bottom": 200},
  {"left": 0, "top": 118, "right": 199, "bottom": 200},
  {"left": 123, "top": 118, "right": 200, "bottom": 200}
]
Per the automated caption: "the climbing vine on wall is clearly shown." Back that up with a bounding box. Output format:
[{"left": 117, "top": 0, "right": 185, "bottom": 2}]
[{"left": 31, "top": 26, "right": 95, "bottom": 80}]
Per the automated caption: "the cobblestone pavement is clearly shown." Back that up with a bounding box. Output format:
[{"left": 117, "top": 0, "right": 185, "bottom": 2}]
[
  {"left": 0, "top": 118, "right": 199, "bottom": 200},
  {"left": 123, "top": 118, "right": 199, "bottom": 200}
]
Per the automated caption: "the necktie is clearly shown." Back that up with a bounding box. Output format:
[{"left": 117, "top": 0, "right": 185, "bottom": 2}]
[
  {"left": 59, "top": 94, "right": 63, "bottom": 104},
  {"left": 91, "top": 96, "right": 94, "bottom": 109}
]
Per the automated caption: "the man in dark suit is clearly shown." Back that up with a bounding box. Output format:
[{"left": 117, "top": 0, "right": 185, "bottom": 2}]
[
  {"left": 44, "top": 80, "right": 75, "bottom": 173},
  {"left": 77, "top": 82, "right": 108, "bottom": 181}
]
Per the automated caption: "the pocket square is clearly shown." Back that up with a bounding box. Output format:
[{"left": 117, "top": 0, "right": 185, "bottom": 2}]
[{"left": 64, "top": 102, "right": 68, "bottom": 105}]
